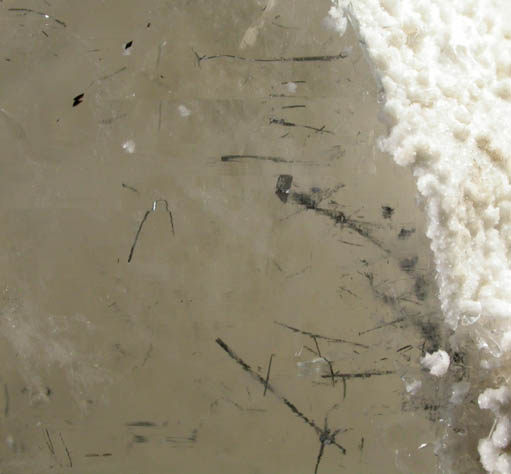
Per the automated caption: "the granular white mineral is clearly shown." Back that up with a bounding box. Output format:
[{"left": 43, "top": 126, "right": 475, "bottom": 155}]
[{"left": 330, "top": 1, "right": 511, "bottom": 471}]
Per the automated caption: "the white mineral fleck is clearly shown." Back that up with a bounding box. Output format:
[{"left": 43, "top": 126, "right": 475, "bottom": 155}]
[
  {"left": 122, "top": 139, "right": 136, "bottom": 154},
  {"left": 420, "top": 350, "right": 450, "bottom": 377},
  {"left": 178, "top": 105, "right": 191, "bottom": 117},
  {"left": 287, "top": 82, "right": 297, "bottom": 93},
  {"left": 405, "top": 379, "right": 422, "bottom": 395}
]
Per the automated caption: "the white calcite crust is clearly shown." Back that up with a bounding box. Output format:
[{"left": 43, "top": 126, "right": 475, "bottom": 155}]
[
  {"left": 478, "top": 387, "right": 511, "bottom": 473},
  {"left": 330, "top": 1, "right": 511, "bottom": 472}
]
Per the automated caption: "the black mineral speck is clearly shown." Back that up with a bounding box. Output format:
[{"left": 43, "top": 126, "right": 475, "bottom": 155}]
[
  {"left": 290, "top": 192, "right": 317, "bottom": 209},
  {"left": 398, "top": 227, "right": 415, "bottom": 239},
  {"left": 414, "top": 274, "right": 428, "bottom": 301},
  {"left": 399, "top": 256, "right": 418, "bottom": 272},
  {"left": 417, "top": 319, "right": 440, "bottom": 353},
  {"left": 275, "top": 174, "right": 293, "bottom": 203},
  {"left": 72, "top": 93, "right": 84, "bottom": 107},
  {"left": 381, "top": 205, "right": 394, "bottom": 219}
]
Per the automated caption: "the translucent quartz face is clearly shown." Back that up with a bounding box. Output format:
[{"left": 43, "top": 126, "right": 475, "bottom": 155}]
[{"left": 0, "top": 1, "right": 447, "bottom": 473}]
